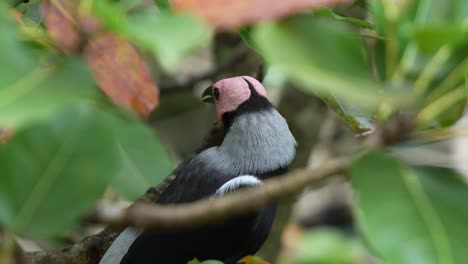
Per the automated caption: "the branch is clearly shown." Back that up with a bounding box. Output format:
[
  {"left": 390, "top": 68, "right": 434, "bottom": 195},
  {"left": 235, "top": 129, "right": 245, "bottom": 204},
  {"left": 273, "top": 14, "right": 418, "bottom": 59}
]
[
  {"left": 28, "top": 157, "right": 349, "bottom": 264},
  {"left": 92, "top": 157, "right": 350, "bottom": 229}
]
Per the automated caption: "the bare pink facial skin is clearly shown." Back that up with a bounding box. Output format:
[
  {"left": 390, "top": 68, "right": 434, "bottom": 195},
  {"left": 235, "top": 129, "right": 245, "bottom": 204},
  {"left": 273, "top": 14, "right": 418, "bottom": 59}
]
[{"left": 213, "top": 76, "right": 268, "bottom": 120}]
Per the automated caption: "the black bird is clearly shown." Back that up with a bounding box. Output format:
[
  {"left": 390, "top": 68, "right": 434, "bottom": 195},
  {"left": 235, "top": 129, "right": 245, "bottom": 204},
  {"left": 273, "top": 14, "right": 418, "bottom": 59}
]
[{"left": 99, "top": 76, "right": 296, "bottom": 264}]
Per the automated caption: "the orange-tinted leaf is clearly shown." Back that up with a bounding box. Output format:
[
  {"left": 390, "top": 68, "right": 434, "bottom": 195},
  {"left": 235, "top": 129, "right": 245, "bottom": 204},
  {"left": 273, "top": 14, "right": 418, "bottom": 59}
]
[
  {"left": 1, "top": 127, "right": 13, "bottom": 144},
  {"left": 40, "top": 0, "right": 82, "bottom": 53},
  {"left": 172, "top": 0, "right": 351, "bottom": 30},
  {"left": 239, "top": 256, "right": 270, "bottom": 264},
  {"left": 85, "top": 33, "right": 159, "bottom": 117},
  {"left": 281, "top": 223, "right": 304, "bottom": 250}
]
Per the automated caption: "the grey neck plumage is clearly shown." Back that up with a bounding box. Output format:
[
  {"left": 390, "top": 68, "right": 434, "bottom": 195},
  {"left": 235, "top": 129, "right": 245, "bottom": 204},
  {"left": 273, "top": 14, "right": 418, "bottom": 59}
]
[{"left": 198, "top": 108, "right": 297, "bottom": 175}]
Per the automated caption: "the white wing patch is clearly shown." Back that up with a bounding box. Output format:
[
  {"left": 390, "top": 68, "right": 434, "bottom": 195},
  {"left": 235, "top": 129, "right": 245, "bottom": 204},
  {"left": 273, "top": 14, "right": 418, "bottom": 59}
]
[
  {"left": 99, "top": 227, "right": 142, "bottom": 264},
  {"left": 214, "top": 175, "right": 262, "bottom": 196}
]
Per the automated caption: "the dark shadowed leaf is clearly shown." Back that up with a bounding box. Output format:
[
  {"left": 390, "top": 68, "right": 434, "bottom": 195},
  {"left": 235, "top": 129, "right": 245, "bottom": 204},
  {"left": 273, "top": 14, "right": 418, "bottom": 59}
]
[
  {"left": 85, "top": 33, "right": 160, "bottom": 118},
  {"left": 0, "top": 105, "right": 119, "bottom": 237},
  {"left": 111, "top": 117, "right": 173, "bottom": 200},
  {"left": 350, "top": 151, "right": 468, "bottom": 264},
  {"left": 172, "top": 0, "right": 352, "bottom": 30},
  {"left": 155, "top": 0, "right": 172, "bottom": 10}
]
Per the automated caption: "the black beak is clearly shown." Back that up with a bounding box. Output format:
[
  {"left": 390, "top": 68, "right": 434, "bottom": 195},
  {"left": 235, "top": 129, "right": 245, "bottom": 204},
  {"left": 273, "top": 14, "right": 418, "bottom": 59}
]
[{"left": 201, "top": 86, "right": 214, "bottom": 103}]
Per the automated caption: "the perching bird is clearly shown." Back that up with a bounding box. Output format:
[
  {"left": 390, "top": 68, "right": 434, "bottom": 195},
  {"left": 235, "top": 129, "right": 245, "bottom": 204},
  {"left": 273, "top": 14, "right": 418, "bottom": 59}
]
[{"left": 99, "top": 76, "right": 296, "bottom": 264}]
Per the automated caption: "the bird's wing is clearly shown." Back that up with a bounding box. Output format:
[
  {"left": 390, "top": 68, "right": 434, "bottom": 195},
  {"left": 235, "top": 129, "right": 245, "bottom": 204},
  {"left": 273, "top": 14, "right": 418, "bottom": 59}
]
[
  {"left": 149, "top": 121, "right": 225, "bottom": 204},
  {"left": 110, "top": 175, "right": 268, "bottom": 264}
]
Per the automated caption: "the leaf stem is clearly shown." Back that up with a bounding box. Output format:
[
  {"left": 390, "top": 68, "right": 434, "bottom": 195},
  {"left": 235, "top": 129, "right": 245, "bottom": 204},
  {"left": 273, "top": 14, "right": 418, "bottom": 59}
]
[
  {"left": 413, "top": 45, "right": 452, "bottom": 96},
  {"left": 425, "top": 56, "right": 468, "bottom": 103},
  {"left": 415, "top": 87, "right": 466, "bottom": 128}
]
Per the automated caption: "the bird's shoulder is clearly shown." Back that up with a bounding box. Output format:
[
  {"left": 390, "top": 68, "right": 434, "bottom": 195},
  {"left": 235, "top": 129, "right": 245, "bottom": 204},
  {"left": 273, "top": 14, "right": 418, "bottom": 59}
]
[{"left": 155, "top": 149, "right": 235, "bottom": 204}]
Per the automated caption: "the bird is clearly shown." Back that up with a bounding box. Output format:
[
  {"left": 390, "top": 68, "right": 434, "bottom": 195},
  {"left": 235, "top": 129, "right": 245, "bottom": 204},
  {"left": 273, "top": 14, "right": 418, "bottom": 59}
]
[{"left": 99, "top": 76, "right": 297, "bottom": 264}]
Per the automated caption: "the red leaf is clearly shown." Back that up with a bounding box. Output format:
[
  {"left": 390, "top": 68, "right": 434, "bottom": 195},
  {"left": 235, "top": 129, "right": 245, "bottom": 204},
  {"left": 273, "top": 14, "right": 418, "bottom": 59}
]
[
  {"left": 1, "top": 127, "right": 13, "bottom": 144},
  {"left": 85, "top": 33, "right": 159, "bottom": 118},
  {"left": 172, "top": 0, "right": 352, "bottom": 30},
  {"left": 40, "top": 0, "right": 82, "bottom": 53}
]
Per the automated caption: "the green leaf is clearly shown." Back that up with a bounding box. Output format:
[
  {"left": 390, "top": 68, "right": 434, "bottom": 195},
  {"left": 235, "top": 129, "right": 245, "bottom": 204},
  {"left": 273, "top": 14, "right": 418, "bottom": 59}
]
[
  {"left": 413, "top": 23, "right": 468, "bottom": 54},
  {"left": 111, "top": 117, "right": 173, "bottom": 200},
  {"left": 155, "top": 0, "right": 172, "bottom": 10},
  {"left": 240, "top": 27, "right": 260, "bottom": 52},
  {"left": 292, "top": 228, "right": 367, "bottom": 264},
  {"left": 91, "top": 0, "right": 128, "bottom": 33},
  {"left": 0, "top": 105, "right": 119, "bottom": 237},
  {"left": 254, "top": 15, "right": 380, "bottom": 107},
  {"left": 351, "top": 151, "right": 468, "bottom": 264},
  {"left": 0, "top": 59, "right": 96, "bottom": 129},
  {"left": 318, "top": 92, "right": 375, "bottom": 137},
  {"left": 91, "top": 2, "right": 211, "bottom": 72},
  {"left": 0, "top": 15, "right": 95, "bottom": 129},
  {"left": 126, "top": 10, "right": 212, "bottom": 72}
]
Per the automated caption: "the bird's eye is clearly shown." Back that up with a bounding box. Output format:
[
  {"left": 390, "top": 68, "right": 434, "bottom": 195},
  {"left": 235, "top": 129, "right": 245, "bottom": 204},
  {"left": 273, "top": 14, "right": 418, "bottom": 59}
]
[{"left": 213, "top": 88, "right": 220, "bottom": 100}]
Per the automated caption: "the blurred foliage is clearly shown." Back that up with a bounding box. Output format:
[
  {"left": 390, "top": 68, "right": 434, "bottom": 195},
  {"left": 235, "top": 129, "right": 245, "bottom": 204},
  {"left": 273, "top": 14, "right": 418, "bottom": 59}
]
[
  {"left": 0, "top": 0, "right": 467, "bottom": 264},
  {"left": 286, "top": 228, "right": 368, "bottom": 264},
  {"left": 351, "top": 151, "right": 468, "bottom": 264}
]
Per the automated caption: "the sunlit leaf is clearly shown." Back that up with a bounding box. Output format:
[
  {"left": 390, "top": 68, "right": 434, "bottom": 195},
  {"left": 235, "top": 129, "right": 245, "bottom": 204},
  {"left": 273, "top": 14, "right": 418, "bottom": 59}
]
[
  {"left": 0, "top": 105, "right": 119, "bottom": 237},
  {"left": 413, "top": 23, "right": 467, "bottom": 54},
  {"left": 351, "top": 151, "right": 468, "bottom": 264},
  {"left": 290, "top": 228, "right": 367, "bottom": 264}
]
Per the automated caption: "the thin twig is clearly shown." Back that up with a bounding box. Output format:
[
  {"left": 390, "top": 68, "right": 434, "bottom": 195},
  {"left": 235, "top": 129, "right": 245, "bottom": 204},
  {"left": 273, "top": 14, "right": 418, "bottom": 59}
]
[{"left": 91, "top": 157, "right": 350, "bottom": 230}]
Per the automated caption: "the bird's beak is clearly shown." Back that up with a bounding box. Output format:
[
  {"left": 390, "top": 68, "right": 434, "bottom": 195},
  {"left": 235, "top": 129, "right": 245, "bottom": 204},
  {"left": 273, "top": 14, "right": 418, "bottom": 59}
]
[{"left": 201, "top": 86, "right": 215, "bottom": 103}]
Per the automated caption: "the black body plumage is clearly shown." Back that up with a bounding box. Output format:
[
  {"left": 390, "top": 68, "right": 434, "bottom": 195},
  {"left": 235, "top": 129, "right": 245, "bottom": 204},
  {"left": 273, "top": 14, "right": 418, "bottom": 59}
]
[{"left": 100, "top": 78, "right": 296, "bottom": 264}]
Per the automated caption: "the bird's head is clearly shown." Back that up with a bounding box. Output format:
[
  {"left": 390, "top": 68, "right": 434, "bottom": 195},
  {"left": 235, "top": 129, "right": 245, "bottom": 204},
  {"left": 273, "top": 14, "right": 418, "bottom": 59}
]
[{"left": 202, "top": 76, "right": 271, "bottom": 124}]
